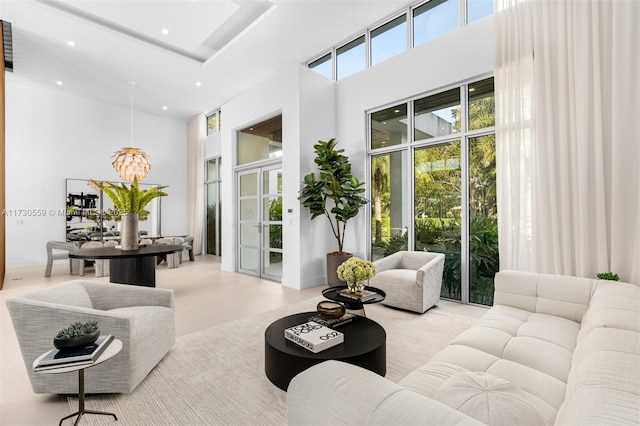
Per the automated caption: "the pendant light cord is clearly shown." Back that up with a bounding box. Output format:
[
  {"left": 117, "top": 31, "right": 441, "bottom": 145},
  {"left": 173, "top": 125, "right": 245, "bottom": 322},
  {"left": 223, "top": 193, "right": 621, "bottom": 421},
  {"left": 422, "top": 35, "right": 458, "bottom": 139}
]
[
  {"left": 126, "top": 80, "right": 137, "bottom": 147},
  {"left": 130, "top": 86, "right": 134, "bottom": 146}
]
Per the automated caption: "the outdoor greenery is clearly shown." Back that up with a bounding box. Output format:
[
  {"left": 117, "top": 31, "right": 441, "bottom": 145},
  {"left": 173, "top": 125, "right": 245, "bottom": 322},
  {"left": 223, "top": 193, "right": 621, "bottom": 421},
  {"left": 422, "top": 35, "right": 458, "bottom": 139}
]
[
  {"left": 268, "top": 197, "right": 283, "bottom": 263},
  {"left": 371, "top": 90, "right": 498, "bottom": 306},
  {"left": 55, "top": 321, "right": 99, "bottom": 340},
  {"left": 299, "top": 138, "right": 369, "bottom": 253}
]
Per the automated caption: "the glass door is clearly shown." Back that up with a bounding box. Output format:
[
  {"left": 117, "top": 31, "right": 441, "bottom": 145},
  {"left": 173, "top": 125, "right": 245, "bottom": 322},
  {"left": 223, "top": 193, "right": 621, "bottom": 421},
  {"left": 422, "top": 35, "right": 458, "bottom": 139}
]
[
  {"left": 237, "top": 164, "right": 283, "bottom": 281},
  {"left": 414, "top": 141, "right": 462, "bottom": 301}
]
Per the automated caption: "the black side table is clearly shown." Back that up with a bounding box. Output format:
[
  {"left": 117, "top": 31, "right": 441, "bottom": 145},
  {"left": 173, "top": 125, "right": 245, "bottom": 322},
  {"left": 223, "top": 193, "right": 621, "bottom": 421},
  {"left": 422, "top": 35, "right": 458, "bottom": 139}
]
[
  {"left": 322, "top": 286, "right": 386, "bottom": 317},
  {"left": 265, "top": 312, "right": 386, "bottom": 391}
]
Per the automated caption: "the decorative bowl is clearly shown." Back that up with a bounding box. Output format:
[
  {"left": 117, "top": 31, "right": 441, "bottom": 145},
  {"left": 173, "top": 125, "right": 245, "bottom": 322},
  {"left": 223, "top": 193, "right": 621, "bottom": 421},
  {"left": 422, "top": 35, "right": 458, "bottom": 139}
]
[
  {"left": 53, "top": 329, "right": 100, "bottom": 351},
  {"left": 316, "top": 301, "right": 346, "bottom": 319}
]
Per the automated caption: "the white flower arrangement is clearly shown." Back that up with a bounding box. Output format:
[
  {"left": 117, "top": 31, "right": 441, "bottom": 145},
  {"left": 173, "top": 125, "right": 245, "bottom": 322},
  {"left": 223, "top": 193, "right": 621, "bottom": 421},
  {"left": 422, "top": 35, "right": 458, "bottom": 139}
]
[{"left": 336, "top": 257, "right": 376, "bottom": 285}]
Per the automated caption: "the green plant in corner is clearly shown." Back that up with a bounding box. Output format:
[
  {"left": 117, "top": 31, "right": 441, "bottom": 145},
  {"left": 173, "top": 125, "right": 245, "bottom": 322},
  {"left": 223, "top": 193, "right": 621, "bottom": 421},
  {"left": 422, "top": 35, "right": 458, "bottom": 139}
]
[
  {"left": 55, "top": 321, "right": 99, "bottom": 340},
  {"left": 298, "top": 138, "right": 369, "bottom": 253},
  {"left": 89, "top": 177, "right": 168, "bottom": 221},
  {"left": 596, "top": 272, "right": 620, "bottom": 281}
]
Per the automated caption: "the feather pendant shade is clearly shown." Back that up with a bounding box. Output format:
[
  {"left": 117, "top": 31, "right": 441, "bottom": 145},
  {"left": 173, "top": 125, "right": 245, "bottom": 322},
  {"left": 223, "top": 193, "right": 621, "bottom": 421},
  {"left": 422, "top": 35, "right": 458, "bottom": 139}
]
[{"left": 111, "top": 147, "right": 151, "bottom": 183}]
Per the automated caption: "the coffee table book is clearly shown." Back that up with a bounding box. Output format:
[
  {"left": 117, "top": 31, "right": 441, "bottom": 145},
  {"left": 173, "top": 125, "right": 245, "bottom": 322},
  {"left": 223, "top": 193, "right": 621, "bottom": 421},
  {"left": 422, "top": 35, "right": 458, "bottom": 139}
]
[
  {"left": 337, "top": 289, "right": 377, "bottom": 302},
  {"left": 34, "top": 334, "right": 114, "bottom": 371},
  {"left": 284, "top": 321, "right": 344, "bottom": 353},
  {"left": 309, "top": 313, "right": 356, "bottom": 328}
]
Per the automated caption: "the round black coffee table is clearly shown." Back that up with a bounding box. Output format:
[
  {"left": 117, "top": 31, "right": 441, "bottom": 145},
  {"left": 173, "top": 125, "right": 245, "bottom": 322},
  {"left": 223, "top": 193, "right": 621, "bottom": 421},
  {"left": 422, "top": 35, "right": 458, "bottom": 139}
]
[{"left": 264, "top": 312, "right": 386, "bottom": 391}]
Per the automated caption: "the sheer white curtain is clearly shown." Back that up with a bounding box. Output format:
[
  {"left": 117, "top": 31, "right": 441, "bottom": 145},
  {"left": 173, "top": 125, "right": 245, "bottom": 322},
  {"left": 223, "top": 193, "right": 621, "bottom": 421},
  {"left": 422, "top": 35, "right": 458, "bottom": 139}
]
[
  {"left": 187, "top": 113, "right": 205, "bottom": 255},
  {"left": 495, "top": 0, "right": 640, "bottom": 284}
]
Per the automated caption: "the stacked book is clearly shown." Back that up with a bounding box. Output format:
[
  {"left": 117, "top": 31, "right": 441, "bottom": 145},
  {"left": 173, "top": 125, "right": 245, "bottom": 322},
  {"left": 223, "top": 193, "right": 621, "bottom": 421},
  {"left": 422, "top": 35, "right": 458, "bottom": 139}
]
[
  {"left": 284, "top": 321, "right": 344, "bottom": 353},
  {"left": 337, "top": 288, "right": 377, "bottom": 302},
  {"left": 309, "top": 313, "right": 356, "bottom": 328},
  {"left": 34, "top": 334, "right": 114, "bottom": 371}
]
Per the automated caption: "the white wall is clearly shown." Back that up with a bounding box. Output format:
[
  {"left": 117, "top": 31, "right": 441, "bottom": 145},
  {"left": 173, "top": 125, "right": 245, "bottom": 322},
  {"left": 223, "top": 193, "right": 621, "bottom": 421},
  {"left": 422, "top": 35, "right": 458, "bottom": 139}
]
[
  {"left": 219, "top": 65, "right": 335, "bottom": 289},
  {"left": 5, "top": 75, "right": 188, "bottom": 267},
  {"left": 297, "top": 66, "right": 338, "bottom": 287},
  {"left": 214, "top": 18, "right": 494, "bottom": 288},
  {"left": 335, "top": 17, "right": 495, "bottom": 257}
]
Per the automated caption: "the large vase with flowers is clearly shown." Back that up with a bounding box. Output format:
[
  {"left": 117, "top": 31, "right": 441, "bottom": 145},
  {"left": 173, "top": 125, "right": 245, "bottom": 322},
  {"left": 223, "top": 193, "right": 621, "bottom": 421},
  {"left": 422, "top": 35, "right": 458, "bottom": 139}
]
[{"left": 336, "top": 257, "right": 376, "bottom": 294}]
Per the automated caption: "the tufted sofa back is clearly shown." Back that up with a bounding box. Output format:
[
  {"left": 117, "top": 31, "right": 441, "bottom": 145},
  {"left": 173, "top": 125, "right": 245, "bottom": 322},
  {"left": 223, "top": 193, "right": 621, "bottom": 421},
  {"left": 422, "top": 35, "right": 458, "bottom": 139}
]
[{"left": 493, "top": 270, "right": 596, "bottom": 323}]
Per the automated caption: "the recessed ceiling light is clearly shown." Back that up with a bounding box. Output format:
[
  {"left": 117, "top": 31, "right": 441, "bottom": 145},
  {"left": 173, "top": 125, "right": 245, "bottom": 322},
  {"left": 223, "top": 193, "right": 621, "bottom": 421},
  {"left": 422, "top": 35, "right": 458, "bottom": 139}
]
[
  {"left": 196, "top": 81, "right": 201, "bottom": 87},
  {"left": 67, "top": 41, "right": 75, "bottom": 47},
  {"left": 56, "top": 80, "right": 63, "bottom": 85},
  {"left": 469, "top": 88, "right": 476, "bottom": 92},
  {"left": 161, "top": 28, "right": 169, "bottom": 35},
  {"left": 394, "top": 109, "right": 400, "bottom": 113},
  {"left": 162, "top": 106, "right": 168, "bottom": 110}
]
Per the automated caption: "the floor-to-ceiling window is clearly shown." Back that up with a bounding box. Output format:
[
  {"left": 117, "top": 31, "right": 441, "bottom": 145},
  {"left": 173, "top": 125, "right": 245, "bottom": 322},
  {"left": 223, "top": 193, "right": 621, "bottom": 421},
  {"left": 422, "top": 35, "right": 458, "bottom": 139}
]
[
  {"left": 369, "top": 77, "right": 497, "bottom": 306},
  {"left": 206, "top": 157, "right": 222, "bottom": 256}
]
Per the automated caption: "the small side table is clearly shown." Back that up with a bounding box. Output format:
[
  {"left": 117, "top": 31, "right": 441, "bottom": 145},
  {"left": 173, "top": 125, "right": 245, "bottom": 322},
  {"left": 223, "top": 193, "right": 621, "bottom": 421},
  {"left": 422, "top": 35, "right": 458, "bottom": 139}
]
[
  {"left": 322, "top": 286, "right": 386, "bottom": 317},
  {"left": 33, "top": 339, "right": 123, "bottom": 426}
]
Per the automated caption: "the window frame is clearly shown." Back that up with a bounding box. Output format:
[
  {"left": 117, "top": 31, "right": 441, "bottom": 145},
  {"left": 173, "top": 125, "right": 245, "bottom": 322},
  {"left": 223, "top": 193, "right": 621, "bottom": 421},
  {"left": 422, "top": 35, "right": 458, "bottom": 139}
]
[{"left": 367, "top": 74, "right": 496, "bottom": 307}]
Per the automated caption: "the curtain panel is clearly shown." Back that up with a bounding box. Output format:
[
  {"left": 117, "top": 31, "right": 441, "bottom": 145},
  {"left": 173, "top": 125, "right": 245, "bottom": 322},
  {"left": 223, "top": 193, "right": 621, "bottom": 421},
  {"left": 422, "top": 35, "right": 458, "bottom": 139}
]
[
  {"left": 187, "top": 113, "right": 205, "bottom": 255},
  {"left": 495, "top": 0, "right": 640, "bottom": 284}
]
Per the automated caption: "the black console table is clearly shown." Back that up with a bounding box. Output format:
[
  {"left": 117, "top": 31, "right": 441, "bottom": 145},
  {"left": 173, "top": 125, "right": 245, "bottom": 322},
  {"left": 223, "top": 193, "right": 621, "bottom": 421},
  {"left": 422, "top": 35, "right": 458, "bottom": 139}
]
[{"left": 69, "top": 245, "right": 183, "bottom": 287}]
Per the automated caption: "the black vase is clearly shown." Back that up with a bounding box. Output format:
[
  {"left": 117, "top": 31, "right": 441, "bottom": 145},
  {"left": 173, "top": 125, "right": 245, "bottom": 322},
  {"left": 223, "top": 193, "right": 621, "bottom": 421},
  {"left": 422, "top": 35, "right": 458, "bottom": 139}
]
[{"left": 54, "top": 329, "right": 100, "bottom": 351}]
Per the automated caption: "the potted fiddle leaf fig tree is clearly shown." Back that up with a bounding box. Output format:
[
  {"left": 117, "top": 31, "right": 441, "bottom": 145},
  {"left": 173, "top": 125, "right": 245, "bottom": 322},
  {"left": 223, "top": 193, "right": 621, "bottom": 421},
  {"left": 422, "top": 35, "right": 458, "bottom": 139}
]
[
  {"left": 90, "top": 177, "right": 168, "bottom": 250},
  {"left": 298, "top": 138, "right": 369, "bottom": 286}
]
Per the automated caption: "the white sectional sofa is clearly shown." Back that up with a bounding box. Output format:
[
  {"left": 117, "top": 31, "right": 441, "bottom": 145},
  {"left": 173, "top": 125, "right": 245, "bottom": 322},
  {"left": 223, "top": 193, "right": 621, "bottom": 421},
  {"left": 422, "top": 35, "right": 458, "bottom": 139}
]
[{"left": 287, "top": 270, "right": 640, "bottom": 425}]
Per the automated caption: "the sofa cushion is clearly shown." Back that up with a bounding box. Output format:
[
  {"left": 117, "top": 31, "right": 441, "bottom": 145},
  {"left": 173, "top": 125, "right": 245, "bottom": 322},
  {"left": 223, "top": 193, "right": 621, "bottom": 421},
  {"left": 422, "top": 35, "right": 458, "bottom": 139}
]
[
  {"left": 400, "top": 303, "right": 581, "bottom": 422},
  {"left": 434, "top": 372, "right": 551, "bottom": 426},
  {"left": 555, "top": 282, "right": 640, "bottom": 425}
]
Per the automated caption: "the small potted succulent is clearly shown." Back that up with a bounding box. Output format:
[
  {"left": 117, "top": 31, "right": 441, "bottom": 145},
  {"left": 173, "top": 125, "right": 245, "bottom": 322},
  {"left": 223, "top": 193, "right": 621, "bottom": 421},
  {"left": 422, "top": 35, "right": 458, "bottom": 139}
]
[
  {"left": 336, "top": 257, "right": 376, "bottom": 294},
  {"left": 596, "top": 272, "right": 620, "bottom": 281},
  {"left": 54, "top": 321, "right": 100, "bottom": 351}
]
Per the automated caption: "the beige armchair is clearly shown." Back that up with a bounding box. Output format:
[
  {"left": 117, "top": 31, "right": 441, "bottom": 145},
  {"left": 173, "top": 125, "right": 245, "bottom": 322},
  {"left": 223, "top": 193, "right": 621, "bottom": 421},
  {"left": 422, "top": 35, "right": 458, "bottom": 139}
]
[
  {"left": 45, "top": 241, "right": 80, "bottom": 277},
  {"left": 369, "top": 251, "right": 445, "bottom": 313},
  {"left": 154, "top": 237, "right": 179, "bottom": 268},
  {"left": 6, "top": 280, "right": 175, "bottom": 394}
]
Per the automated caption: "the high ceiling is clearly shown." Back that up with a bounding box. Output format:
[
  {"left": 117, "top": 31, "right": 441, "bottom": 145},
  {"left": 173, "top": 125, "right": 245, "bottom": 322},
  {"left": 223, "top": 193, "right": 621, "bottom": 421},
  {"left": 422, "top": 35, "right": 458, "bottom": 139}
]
[{"left": 1, "top": 0, "right": 416, "bottom": 120}]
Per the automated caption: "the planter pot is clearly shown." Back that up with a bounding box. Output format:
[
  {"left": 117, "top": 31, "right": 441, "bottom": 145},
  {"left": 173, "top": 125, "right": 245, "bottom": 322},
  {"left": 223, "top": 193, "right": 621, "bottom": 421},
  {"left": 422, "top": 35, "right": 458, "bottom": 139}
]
[
  {"left": 120, "top": 213, "right": 139, "bottom": 250},
  {"left": 54, "top": 329, "right": 100, "bottom": 351},
  {"left": 326, "top": 252, "right": 352, "bottom": 287}
]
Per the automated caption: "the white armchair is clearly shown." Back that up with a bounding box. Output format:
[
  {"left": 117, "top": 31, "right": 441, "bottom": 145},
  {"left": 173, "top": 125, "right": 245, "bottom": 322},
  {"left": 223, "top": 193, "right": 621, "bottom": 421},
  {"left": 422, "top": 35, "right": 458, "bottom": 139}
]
[
  {"left": 6, "top": 280, "right": 175, "bottom": 394},
  {"left": 369, "top": 251, "right": 445, "bottom": 313}
]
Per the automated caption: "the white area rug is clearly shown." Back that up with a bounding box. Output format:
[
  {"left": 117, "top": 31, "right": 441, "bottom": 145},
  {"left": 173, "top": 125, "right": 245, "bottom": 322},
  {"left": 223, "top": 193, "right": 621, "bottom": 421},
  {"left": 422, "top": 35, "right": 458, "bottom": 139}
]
[{"left": 68, "top": 297, "right": 481, "bottom": 425}]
